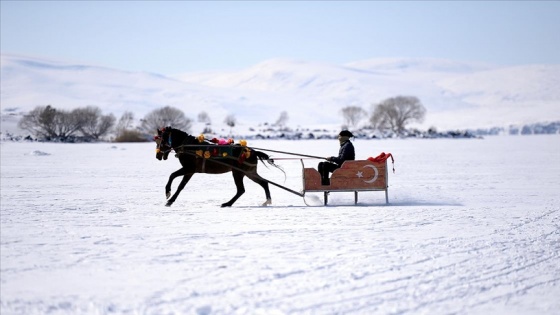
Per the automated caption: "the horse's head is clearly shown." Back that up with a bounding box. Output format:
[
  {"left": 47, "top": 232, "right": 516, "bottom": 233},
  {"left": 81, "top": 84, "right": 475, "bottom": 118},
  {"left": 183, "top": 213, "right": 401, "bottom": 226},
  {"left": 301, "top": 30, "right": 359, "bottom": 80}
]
[
  {"left": 155, "top": 127, "right": 198, "bottom": 160},
  {"left": 154, "top": 127, "right": 172, "bottom": 160}
]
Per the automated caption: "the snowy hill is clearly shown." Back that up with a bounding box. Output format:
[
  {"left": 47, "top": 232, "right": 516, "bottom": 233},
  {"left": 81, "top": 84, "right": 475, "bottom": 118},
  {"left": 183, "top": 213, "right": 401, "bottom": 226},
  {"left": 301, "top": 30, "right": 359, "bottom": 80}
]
[
  {"left": 1, "top": 54, "right": 559, "bottom": 134},
  {"left": 0, "top": 54, "right": 237, "bottom": 122}
]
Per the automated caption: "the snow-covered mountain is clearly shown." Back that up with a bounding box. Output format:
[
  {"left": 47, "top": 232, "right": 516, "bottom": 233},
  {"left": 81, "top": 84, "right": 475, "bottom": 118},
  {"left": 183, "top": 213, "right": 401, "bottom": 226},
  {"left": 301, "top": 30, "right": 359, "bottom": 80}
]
[{"left": 1, "top": 53, "right": 559, "bottom": 133}]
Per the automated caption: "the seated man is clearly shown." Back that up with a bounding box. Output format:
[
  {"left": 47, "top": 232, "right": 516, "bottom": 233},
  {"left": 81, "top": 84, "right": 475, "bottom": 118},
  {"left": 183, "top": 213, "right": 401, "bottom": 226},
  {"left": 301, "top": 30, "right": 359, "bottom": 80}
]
[{"left": 318, "top": 130, "right": 355, "bottom": 185}]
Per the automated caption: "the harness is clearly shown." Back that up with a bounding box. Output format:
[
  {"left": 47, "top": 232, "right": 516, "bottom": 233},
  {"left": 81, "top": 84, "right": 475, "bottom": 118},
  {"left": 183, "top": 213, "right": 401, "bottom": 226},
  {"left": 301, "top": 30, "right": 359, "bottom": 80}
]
[
  {"left": 170, "top": 141, "right": 252, "bottom": 172},
  {"left": 157, "top": 128, "right": 254, "bottom": 172}
]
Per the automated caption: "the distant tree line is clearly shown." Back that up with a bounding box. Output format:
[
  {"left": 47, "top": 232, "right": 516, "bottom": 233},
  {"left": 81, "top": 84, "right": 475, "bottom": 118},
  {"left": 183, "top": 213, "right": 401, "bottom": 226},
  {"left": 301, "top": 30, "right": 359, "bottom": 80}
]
[
  {"left": 18, "top": 105, "right": 198, "bottom": 142},
  {"left": 17, "top": 95, "right": 427, "bottom": 142}
]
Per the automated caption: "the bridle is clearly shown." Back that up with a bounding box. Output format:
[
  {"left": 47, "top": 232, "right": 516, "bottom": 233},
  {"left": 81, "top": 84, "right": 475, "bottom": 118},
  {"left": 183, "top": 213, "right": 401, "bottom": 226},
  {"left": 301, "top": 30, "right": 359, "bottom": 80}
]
[{"left": 155, "top": 128, "right": 174, "bottom": 156}]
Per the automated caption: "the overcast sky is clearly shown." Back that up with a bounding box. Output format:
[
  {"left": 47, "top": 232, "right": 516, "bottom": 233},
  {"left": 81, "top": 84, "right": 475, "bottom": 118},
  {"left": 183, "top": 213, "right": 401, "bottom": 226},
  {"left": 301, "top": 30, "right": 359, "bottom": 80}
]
[{"left": 2, "top": 1, "right": 559, "bottom": 75}]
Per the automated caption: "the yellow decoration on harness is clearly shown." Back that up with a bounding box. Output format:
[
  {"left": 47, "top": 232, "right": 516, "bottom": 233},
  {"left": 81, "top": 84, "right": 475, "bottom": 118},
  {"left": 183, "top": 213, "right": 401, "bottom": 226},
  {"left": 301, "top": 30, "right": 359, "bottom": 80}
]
[
  {"left": 197, "top": 134, "right": 205, "bottom": 143},
  {"left": 196, "top": 150, "right": 203, "bottom": 157},
  {"left": 222, "top": 152, "right": 228, "bottom": 157},
  {"left": 156, "top": 149, "right": 160, "bottom": 153},
  {"left": 239, "top": 140, "right": 247, "bottom": 146},
  {"left": 204, "top": 151, "right": 211, "bottom": 159}
]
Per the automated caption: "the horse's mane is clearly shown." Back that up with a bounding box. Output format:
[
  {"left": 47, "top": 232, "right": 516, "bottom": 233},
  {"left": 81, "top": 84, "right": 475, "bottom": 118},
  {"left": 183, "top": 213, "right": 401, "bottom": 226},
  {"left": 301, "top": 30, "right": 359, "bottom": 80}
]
[{"left": 166, "top": 127, "right": 197, "bottom": 145}]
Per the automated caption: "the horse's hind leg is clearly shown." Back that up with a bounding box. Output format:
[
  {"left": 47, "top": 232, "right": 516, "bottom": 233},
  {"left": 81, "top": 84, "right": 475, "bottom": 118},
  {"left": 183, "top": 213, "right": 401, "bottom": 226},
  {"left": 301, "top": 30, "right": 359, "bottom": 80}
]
[
  {"left": 166, "top": 173, "right": 194, "bottom": 207},
  {"left": 221, "top": 170, "right": 245, "bottom": 207},
  {"left": 166, "top": 168, "right": 185, "bottom": 199},
  {"left": 246, "top": 172, "right": 272, "bottom": 206}
]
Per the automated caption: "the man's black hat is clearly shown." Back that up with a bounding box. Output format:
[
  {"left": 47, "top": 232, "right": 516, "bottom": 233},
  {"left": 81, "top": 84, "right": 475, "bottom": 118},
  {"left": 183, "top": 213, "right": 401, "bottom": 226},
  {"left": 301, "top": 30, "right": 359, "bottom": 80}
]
[{"left": 339, "top": 130, "right": 354, "bottom": 137}]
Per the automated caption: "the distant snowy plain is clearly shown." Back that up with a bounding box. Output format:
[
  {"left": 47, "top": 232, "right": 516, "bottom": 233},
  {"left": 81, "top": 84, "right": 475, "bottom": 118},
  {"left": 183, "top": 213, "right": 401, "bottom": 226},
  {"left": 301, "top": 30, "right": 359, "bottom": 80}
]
[{"left": 1, "top": 136, "right": 559, "bottom": 314}]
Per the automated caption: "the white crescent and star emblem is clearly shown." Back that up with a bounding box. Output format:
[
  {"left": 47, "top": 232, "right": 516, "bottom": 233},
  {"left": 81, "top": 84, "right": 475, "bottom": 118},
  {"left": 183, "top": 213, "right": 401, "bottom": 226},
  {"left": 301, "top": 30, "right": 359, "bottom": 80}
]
[{"left": 357, "top": 164, "right": 379, "bottom": 184}]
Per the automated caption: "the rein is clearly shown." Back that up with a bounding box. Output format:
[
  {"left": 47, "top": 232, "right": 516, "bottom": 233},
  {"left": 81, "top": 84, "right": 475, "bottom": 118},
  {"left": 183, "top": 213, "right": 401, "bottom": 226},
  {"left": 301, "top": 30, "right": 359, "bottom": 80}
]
[
  {"left": 173, "top": 144, "right": 327, "bottom": 160},
  {"left": 265, "top": 157, "right": 318, "bottom": 160},
  {"left": 247, "top": 147, "right": 327, "bottom": 160},
  {"left": 159, "top": 128, "right": 327, "bottom": 162},
  {"left": 180, "top": 149, "right": 304, "bottom": 197},
  {"left": 161, "top": 128, "right": 325, "bottom": 160}
]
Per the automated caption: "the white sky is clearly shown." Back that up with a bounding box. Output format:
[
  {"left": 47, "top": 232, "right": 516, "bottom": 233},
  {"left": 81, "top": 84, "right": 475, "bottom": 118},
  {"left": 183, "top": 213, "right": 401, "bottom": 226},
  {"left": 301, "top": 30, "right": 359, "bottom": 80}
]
[{"left": 1, "top": 1, "right": 559, "bottom": 75}]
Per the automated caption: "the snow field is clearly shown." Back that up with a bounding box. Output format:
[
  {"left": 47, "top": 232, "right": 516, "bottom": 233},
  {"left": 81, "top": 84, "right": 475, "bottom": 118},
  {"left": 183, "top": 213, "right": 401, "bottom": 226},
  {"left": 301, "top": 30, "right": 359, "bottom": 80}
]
[{"left": 1, "top": 136, "right": 559, "bottom": 314}]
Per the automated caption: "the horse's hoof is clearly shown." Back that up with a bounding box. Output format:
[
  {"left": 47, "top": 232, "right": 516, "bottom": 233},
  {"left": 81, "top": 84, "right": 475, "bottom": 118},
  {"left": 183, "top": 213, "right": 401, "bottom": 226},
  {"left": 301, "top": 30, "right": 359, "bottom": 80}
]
[
  {"left": 165, "top": 202, "right": 172, "bottom": 207},
  {"left": 221, "top": 203, "right": 231, "bottom": 208},
  {"left": 261, "top": 199, "right": 272, "bottom": 206}
]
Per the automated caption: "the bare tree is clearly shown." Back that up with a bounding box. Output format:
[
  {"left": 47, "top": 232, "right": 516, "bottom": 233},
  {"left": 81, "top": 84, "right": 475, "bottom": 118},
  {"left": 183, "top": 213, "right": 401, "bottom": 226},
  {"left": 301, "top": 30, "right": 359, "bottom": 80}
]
[
  {"left": 224, "top": 114, "right": 236, "bottom": 128},
  {"left": 116, "top": 111, "right": 135, "bottom": 134},
  {"left": 370, "top": 96, "right": 426, "bottom": 135},
  {"left": 141, "top": 106, "right": 192, "bottom": 134},
  {"left": 224, "top": 114, "right": 237, "bottom": 136},
  {"left": 341, "top": 106, "right": 367, "bottom": 129},
  {"left": 76, "top": 106, "right": 116, "bottom": 139},
  {"left": 18, "top": 105, "right": 58, "bottom": 138},
  {"left": 114, "top": 111, "right": 146, "bottom": 142},
  {"left": 197, "top": 111, "right": 211, "bottom": 124},
  {"left": 274, "top": 111, "right": 289, "bottom": 127},
  {"left": 54, "top": 108, "right": 83, "bottom": 138},
  {"left": 18, "top": 105, "right": 83, "bottom": 139}
]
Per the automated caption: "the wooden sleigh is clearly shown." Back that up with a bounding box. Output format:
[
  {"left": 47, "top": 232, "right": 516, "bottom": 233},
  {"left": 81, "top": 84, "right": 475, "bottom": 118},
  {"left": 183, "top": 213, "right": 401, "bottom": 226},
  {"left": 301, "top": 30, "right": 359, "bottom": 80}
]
[{"left": 301, "top": 160, "right": 389, "bottom": 205}]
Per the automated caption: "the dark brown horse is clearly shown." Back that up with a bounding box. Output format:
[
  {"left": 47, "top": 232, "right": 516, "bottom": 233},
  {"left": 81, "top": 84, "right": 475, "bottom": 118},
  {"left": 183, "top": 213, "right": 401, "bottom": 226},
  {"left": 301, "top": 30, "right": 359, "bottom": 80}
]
[{"left": 155, "top": 127, "right": 281, "bottom": 207}]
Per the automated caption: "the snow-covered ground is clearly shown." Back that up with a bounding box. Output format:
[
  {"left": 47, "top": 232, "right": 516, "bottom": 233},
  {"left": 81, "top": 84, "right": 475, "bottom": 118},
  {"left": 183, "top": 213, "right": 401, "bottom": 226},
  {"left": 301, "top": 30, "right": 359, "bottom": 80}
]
[{"left": 1, "top": 136, "right": 559, "bottom": 314}]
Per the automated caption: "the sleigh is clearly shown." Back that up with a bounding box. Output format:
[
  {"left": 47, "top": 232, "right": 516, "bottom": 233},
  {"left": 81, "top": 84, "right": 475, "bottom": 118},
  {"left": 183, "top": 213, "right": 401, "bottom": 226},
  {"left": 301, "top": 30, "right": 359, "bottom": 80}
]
[{"left": 301, "top": 160, "right": 389, "bottom": 205}]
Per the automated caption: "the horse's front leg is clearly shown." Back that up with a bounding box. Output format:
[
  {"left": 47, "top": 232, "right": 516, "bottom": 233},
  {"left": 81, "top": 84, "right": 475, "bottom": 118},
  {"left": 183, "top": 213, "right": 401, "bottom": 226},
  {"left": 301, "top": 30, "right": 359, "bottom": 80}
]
[
  {"left": 165, "top": 168, "right": 185, "bottom": 199},
  {"left": 166, "top": 173, "right": 194, "bottom": 207}
]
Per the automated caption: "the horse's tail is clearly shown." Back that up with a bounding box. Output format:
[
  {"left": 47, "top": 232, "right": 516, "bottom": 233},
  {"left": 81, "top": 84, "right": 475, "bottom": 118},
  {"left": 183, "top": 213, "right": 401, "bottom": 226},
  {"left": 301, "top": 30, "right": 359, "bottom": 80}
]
[{"left": 254, "top": 150, "right": 285, "bottom": 175}]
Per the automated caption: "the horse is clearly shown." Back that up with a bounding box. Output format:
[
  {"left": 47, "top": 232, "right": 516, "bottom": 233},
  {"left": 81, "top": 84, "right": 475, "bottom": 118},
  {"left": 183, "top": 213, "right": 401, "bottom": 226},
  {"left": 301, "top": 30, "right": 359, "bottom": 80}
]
[{"left": 154, "top": 127, "right": 282, "bottom": 207}]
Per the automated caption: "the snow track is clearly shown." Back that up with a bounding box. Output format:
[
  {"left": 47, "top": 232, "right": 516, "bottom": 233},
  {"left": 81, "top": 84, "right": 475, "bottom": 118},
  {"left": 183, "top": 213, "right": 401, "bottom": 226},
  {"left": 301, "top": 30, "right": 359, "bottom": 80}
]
[{"left": 1, "top": 137, "right": 559, "bottom": 314}]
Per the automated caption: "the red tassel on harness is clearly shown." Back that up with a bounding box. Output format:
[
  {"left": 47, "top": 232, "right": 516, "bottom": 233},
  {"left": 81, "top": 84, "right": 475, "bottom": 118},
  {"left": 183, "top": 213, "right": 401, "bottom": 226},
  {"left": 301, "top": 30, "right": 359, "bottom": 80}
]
[{"left": 367, "top": 152, "right": 395, "bottom": 173}]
